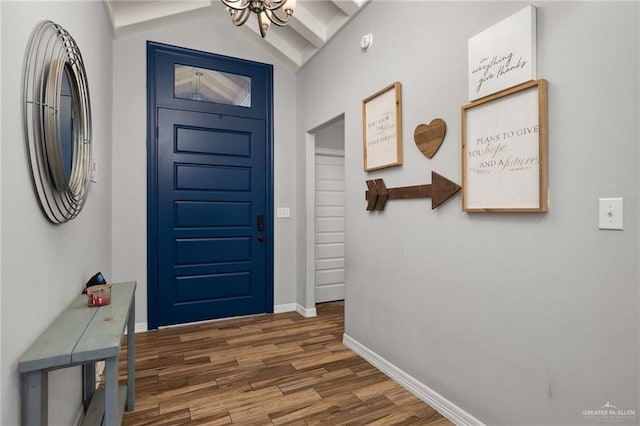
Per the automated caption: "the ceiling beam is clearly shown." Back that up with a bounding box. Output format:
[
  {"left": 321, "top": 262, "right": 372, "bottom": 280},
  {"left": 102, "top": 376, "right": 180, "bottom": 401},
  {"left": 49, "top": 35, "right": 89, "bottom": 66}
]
[
  {"left": 287, "top": 3, "right": 326, "bottom": 48},
  {"left": 107, "top": 1, "right": 211, "bottom": 30},
  {"left": 244, "top": 24, "right": 303, "bottom": 68},
  {"left": 330, "top": 0, "right": 360, "bottom": 16},
  {"left": 105, "top": 0, "right": 371, "bottom": 71}
]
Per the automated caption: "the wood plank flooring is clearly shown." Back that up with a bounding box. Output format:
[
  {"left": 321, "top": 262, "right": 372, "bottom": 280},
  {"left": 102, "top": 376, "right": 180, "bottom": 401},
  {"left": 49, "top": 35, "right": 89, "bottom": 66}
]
[{"left": 119, "top": 302, "right": 453, "bottom": 425}]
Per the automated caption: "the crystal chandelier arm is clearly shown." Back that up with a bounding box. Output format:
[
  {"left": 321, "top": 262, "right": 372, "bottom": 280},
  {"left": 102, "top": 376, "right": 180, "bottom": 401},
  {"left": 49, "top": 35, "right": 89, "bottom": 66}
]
[
  {"left": 262, "top": 0, "right": 289, "bottom": 11},
  {"left": 265, "top": 10, "right": 290, "bottom": 27},
  {"left": 221, "top": 0, "right": 250, "bottom": 11},
  {"left": 230, "top": 7, "right": 251, "bottom": 26},
  {"left": 263, "top": 0, "right": 295, "bottom": 27},
  {"left": 258, "top": 11, "right": 270, "bottom": 37},
  {"left": 220, "top": 0, "right": 296, "bottom": 37},
  {"left": 264, "top": 0, "right": 296, "bottom": 15}
]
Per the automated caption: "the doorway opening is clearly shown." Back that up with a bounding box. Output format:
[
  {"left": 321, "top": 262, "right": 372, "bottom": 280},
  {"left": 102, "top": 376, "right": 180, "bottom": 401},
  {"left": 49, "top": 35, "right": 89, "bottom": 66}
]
[{"left": 306, "top": 115, "right": 346, "bottom": 309}]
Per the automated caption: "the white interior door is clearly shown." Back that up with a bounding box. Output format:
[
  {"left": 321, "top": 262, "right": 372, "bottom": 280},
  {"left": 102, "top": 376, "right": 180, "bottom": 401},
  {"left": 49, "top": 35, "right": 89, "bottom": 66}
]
[{"left": 314, "top": 148, "right": 345, "bottom": 303}]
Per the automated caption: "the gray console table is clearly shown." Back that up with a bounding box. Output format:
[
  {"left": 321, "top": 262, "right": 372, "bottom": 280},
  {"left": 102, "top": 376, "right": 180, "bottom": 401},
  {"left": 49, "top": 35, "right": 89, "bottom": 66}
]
[{"left": 19, "top": 281, "right": 136, "bottom": 425}]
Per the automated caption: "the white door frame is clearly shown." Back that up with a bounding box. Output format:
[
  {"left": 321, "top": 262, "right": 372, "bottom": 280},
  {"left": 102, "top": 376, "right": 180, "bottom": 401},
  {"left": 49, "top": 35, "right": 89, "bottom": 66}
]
[{"left": 304, "top": 131, "right": 318, "bottom": 317}]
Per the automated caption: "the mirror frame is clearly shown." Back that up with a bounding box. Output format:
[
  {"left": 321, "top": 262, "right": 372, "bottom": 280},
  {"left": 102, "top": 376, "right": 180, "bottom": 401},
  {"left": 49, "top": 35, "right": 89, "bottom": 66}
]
[{"left": 23, "top": 21, "right": 92, "bottom": 224}]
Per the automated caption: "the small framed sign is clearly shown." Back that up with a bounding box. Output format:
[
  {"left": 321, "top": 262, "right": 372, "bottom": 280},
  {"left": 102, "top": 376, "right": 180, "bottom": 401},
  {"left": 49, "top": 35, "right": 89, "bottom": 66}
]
[
  {"left": 362, "top": 82, "right": 402, "bottom": 172},
  {"left": 462, "top": 79, "right": 548, "bottom": 212}
]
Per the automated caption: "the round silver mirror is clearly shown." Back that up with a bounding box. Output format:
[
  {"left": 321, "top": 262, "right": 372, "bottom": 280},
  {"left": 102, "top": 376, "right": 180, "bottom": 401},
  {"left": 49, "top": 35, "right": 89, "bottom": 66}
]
[{"left": 24, "top": 21, "right": 92, "bottom": 224}]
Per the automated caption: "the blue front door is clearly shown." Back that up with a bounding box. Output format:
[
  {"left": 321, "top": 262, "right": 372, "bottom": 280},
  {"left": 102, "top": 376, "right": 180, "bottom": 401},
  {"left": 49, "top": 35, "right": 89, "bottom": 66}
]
[{"left": 147, "top": 42, "right": 274, "bottom": 328}]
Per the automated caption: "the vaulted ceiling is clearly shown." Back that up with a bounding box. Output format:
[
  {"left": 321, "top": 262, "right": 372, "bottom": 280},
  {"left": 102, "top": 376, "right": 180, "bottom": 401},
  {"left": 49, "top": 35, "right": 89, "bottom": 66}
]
[{"left": 104, "top": 0, "right": 370, "bottom": 69}]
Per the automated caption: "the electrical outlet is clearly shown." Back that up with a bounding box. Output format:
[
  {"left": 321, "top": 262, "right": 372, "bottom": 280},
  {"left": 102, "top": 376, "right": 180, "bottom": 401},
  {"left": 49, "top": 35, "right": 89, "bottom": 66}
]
[{"left": 599, "top": 198, "right": 623, "bottom": 230}]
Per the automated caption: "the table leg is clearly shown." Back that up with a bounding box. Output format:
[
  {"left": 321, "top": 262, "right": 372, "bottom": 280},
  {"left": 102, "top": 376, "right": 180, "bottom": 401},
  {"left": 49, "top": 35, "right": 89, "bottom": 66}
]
[
  {"left": 83, "top": 362, "right": 96, "bottom": 410},
  {"left": 127, "top": 296, "right": 135, "bottom": 411},
  {"left": 22, "top": 370, "right": 47, "bottom": 426},
  {"left": 104, "top": 357, "right": 118, "bottom": 426}
]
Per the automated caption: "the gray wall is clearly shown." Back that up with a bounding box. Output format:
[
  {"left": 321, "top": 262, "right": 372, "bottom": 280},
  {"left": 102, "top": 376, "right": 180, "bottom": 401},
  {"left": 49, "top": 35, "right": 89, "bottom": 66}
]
[
  {"left": 297, "top": 2, "right": 639, "bottom": 424},
  {"left": 111, "top": 11, "right": 299, "bottom": 329},
  {"left": 316, "top": 120, "right": 345, "bottom": 151},
  {"left": 1, "top": 2, "right": 637, "bottom": 424},
  {"left": 0, "top": 2, "right": 113, "bottom": 424}
]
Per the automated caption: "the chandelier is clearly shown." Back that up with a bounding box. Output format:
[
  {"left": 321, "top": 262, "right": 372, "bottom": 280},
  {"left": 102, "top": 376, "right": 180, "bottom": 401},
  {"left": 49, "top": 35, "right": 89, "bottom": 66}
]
[{"left": 221, "top": 0, "right": 297, "bottom": 38}]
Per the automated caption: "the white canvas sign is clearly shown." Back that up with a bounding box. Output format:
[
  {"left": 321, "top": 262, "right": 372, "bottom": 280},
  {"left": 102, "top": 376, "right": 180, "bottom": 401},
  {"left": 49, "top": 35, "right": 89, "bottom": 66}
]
[{"left": 468, "top": 5, "right": 536, "bottom": 101}]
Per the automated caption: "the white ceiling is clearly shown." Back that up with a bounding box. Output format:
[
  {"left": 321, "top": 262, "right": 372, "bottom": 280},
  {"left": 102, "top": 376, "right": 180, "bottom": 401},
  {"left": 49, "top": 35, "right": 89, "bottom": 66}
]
[{"left": 103, "top": 0, "right": 370, "bottom": 69}]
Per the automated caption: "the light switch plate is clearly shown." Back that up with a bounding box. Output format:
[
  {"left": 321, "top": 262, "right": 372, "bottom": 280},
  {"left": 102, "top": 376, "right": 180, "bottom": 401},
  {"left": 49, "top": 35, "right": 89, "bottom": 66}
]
[
  {"left": 277, "top": 207, "right": 290, "bottom": 218},
  {"left": 599, "top": 198, "right": 623, "bottom": 230},
  {"left": 90, "top": 159, "right": 97, "bottom": 183}
]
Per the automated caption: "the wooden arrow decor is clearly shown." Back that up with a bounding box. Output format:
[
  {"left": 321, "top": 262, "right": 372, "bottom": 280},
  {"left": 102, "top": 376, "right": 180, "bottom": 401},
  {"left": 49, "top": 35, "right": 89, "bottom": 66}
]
[{"left": 365, "top": 171, "right": 461, "bottom": 211}]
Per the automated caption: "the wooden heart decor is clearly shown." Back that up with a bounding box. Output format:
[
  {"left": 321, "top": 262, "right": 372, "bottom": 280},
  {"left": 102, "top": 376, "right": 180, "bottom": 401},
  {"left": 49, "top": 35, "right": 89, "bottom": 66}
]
[{"left": 414, "top": 118, "right": 446, "bottom": 159}]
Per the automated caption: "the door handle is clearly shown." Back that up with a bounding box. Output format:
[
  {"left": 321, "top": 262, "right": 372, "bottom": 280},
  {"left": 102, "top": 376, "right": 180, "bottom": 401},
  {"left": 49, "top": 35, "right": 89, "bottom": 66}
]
[
  {"left": 257, "top": 215, "right": 264, "bottom": 231},
  {"left": 257, "top": 235, "right": 264, "bottom": 242}
]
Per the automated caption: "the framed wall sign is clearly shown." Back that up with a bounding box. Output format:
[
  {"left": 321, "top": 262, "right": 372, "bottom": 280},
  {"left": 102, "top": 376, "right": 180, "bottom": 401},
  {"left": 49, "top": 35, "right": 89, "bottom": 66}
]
[
  {"left": 462, "top": 79, "right": 548, "bottom": 212},
  {"left": 362, "top": 82, "right": 402, "bottom": 171}
]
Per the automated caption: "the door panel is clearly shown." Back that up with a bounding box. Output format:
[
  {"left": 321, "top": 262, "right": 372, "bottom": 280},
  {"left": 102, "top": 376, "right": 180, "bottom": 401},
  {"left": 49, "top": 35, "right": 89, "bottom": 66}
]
[
  {"left": 175, "top": 201, "right": 251, "bottom": 227},
  {"left": 176, "top": 128, "right": 251, "bottom": 156},
  {"left": 175, "top": 164, "right": 252, "bottom": 191},
  {"left": 156, "top": 108, "right": 266, "bottom": 326},
  {"left": 148, "top": 42, "right": 273, "bottom": 329},
  {"left": 314, "top": 153, "right": 346, "bottom": 303}
]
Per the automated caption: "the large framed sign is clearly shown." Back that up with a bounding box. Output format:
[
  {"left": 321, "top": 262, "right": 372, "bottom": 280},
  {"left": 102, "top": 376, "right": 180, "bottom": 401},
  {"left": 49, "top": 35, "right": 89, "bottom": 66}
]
[
  {"left": 362, "top": 82, "right": 402, "bottom": 172},
  {"left": 462, "top": 79, "right": 548, "bottom": 212}
]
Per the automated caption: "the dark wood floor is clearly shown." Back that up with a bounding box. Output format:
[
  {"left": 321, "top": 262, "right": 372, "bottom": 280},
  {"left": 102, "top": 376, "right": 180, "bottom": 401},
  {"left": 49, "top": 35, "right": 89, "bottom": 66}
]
[{"left": 119, "top": 302, "right": 453, "bottom": 425}]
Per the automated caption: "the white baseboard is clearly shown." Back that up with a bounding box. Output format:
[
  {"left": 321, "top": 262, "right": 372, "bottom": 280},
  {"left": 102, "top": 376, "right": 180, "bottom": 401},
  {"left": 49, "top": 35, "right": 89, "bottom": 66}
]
[
  {"left": 296, "top": 304, "right": 317, "bottom": 318},
  {"left": 135, "top": 305, "right": 304, "bottom": 332},
  {"left": 275, "top": 302, "right": 317, "bottom": 317},
  {"left": 274, "top": 303, "right": 297, "bottom": 313},
  {"left": 133, "top": 305, "right": 318, "bottom": 332},
  {"left": 342, "top": 334, "right": 485, "bottom": 426},
  {"left": 124, "top": 322, "right": 148, "bottom": 334}
]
